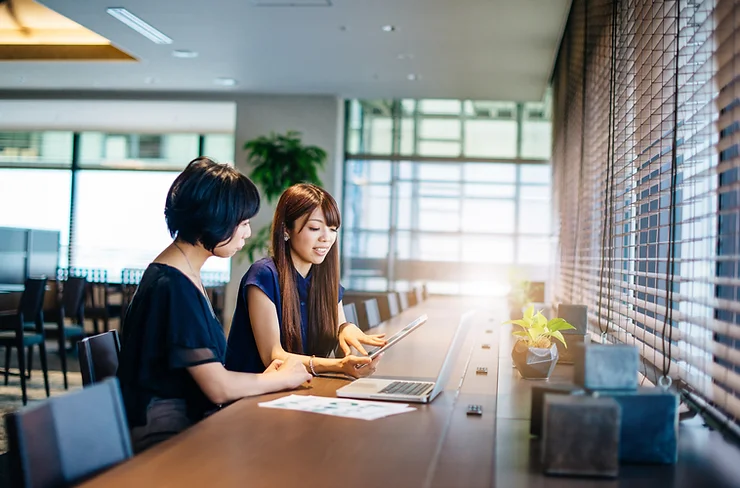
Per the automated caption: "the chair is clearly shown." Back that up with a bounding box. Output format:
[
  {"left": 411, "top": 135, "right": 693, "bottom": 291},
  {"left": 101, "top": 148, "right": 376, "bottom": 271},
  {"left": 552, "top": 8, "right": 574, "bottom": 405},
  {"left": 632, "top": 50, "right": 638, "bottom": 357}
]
[
  {"left": 397, "top": 291, "right": 409, "bottom": 311},
  {"left": 343, "top": 302, "right": 358, "bottom": 327},
  {"left": 377, "top": 292, "right": 400, "bottom": 322},
  {"left": 413, "top": 286, "right": 424, "bottom": 306},
  {"left": 0, "top": 278, "right": 50, "bottom": 405},
  {"left": 5, "top": 377, "right": 133, "bottom": 488},
  {"left": 78, "top": 330, "right": 121, "bottom": 387},
  {"left": 45, "top": 277, "right": 87, "bottom": 390},
  {"left": 358, "top": 299, "right": 382, "bottom": 331},
  {"left": 84, "top": 269, "right": 110, "bottom": 336}
]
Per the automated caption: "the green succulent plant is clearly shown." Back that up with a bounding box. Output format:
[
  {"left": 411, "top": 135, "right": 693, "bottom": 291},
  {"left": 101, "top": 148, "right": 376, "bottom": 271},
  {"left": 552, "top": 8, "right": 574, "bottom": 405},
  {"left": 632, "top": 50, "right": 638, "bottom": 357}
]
[{"left": 504, "top": 305, "right": 576, "bottom": 350}]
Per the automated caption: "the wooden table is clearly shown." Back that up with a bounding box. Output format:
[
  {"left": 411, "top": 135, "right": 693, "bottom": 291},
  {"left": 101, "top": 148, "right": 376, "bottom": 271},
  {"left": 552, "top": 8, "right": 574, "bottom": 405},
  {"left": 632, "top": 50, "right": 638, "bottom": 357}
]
[{"left": 81, "top": 296, "right": 500, "bottom": 488}]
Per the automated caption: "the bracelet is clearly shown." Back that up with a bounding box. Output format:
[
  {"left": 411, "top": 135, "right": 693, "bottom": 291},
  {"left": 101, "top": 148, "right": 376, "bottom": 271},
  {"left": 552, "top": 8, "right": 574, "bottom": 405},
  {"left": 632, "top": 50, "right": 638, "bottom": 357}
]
[{"left": 309, "top": 355, "right": 318, "bottom": 376}]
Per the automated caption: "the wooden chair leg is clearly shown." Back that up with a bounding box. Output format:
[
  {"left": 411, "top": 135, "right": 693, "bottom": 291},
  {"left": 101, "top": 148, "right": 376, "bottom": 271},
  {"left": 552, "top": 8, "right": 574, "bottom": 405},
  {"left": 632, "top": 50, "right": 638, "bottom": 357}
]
[
  {"left": 4, "top": 346, "right": 10, "bottom": 386},
  {"left": 39, "top": 340, "right": 50, "bottom": 398},
  {"left": 17, "top": 342, "right": 27, "bottom": 405}
]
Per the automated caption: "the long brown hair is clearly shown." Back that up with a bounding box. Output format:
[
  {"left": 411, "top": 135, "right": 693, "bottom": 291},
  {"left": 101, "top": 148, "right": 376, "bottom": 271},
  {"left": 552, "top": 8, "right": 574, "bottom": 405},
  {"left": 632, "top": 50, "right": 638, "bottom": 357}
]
[{"left": 271, "top": 183, "right": 341, "bottom": 356}]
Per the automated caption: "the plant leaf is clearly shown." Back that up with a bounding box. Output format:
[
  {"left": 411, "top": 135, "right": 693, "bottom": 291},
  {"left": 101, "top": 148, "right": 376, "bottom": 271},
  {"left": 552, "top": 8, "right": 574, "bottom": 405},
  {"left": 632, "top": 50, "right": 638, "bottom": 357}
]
[
  {"left": 523, "top": 305, "right": 534, "bottom": 321},
  {"left": 550, "top": 330, "right": 568, "bottom": 347},
  {"left": 548, "top": 318, "right": 577, "bottom": 332}
]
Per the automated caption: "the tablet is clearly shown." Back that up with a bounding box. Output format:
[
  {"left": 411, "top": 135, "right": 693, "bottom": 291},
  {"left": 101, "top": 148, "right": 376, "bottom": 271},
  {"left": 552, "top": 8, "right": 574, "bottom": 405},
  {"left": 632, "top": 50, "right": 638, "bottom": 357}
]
[{"left": 357, "top": 314, "right": 428, "bottom": 367}]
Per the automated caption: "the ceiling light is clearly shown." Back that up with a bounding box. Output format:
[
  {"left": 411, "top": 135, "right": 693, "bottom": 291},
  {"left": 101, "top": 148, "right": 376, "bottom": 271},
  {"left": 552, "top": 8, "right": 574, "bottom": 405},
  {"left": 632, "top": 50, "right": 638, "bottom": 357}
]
[
  {"left": 407, "top": 74, "right": 418, "bottom": 81},
  {"left": 107, "top": 7, "right": 173, "bottom": 44},
  {"left": 172, "top": 49, "right": 198, "bottom": 58},
  {"left": 382, "top": 25, "right": 395, "bottom": 32},
  {"left": 214, "top": 77, "right": 237, "bottom": 87}
]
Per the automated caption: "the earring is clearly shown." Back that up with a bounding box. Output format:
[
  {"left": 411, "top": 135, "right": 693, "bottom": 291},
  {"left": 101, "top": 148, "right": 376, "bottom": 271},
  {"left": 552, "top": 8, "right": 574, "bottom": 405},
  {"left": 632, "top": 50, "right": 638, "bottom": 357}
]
[{"left": 284, "top": 234, "right": 289, "bottom": 242}]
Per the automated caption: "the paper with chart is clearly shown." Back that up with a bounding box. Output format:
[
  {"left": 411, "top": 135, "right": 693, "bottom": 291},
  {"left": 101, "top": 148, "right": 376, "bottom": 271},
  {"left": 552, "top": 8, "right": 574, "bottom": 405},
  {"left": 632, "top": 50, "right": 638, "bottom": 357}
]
[{"left": 258, "top": 395, "right": 415, "bottom": 420}]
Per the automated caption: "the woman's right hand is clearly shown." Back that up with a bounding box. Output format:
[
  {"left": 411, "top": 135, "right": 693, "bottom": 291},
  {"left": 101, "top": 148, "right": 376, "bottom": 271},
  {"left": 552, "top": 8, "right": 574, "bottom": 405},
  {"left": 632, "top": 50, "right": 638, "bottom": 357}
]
[
  {"left": 264, "top": 357, "right": 312, "bottom": 389},
  {"left": 338, "top": 355, "right": 379, "bottom": 378}
]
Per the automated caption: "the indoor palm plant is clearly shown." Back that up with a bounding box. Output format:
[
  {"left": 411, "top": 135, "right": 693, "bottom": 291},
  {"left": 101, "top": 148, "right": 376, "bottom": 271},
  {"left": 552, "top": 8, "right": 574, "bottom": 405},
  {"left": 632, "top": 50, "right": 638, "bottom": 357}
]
[
  {"left": 505, "top": 306, "right": 576, "bottom": 379},
  {"left": 239, "top": 131, "right": 327, "bottom": 262}
]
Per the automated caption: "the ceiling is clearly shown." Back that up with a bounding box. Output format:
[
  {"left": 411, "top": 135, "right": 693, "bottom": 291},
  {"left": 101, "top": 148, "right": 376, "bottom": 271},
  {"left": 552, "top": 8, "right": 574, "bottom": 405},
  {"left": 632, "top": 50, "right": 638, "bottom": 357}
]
[{"left": 0, "top": 0, "right": 571, "bottom": 101}]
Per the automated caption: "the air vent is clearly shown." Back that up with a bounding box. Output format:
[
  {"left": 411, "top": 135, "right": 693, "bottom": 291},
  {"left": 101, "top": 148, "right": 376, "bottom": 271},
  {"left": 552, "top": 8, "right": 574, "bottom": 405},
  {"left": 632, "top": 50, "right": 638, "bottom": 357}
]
[
  {"left": 528, "top": 110, "right": 545, "bottom": 119},
  {"left": 498, "top": 109, "right": 514, "bottom": 118},
  {"left": 475, "top": 109, "right": 491, "bottom": 117},
  {"left": 252, "top": 0, "right": 332, "bottom": 6}
]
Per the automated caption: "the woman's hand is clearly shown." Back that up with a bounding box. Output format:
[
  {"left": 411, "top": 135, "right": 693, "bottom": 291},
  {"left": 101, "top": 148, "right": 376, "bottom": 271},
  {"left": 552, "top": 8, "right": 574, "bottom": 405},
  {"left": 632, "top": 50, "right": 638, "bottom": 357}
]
[
  {"left": 338, "top": 323, "right": 386, "bottom": 356},
  {"left": 263, "top": 357, "right": 312, "bottom": 389},
  {"left": 337, "top": 354, "right": 382, "bottom": 378}
]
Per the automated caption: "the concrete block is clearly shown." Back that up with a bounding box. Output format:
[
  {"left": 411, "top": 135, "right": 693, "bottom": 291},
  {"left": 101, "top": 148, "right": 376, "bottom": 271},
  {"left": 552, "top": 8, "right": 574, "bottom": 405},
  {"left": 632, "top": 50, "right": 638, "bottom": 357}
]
[
  {"left": 542, "top": 395, "right": 620, "bottom": 478},
  {"left": 556, "top": 334, "right": 590, "bottom": 364},
  {"left": 574, "top": 343, "right": 639, "bottom": 391},
  {"left": 557, "top": 304, "right": 588, "bottom": 335},
  {"left": 530, "top": 383, "right": 585, "bottom": 437},
  {"left": 603, "top": 387, "right": 679, "bottom": 464}
]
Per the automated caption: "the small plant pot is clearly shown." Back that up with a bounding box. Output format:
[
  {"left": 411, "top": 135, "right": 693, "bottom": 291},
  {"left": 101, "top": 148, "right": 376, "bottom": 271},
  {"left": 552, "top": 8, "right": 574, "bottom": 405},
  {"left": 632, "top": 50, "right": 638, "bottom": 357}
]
[{"left": 511, "top": 342, "right": 559, "bottom": 380}]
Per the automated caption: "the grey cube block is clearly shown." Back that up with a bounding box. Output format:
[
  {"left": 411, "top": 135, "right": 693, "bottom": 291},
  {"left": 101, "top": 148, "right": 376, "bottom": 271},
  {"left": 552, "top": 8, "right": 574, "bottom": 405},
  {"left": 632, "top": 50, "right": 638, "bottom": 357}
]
[
  {"left": 574, "top": 343, "right": 639, "bottom": 391},
  {"left": 556, "top": 334, "right": 591, "bottom": 364},
  {"left": 603, "top": 387, "right": 679, "bottom": 464},
  {"left": 542, "top": 395, "right": 620, "bottom": 478},
  {"left": 530, "top": 383, "right": 585, "bottom": 437},
  {"left": 557, "top": 304, "right": 588, "bottom": 335}
]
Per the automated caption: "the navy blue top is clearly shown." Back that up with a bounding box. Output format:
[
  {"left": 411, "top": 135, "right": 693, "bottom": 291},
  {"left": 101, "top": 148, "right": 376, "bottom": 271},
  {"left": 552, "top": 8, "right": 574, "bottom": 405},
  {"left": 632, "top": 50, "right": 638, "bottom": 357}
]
[
  {"left": 117, "top": 263, "right": 227, "bottom": 428},
  {"left": 226, "top": 257, "right": 344, "bottom": 373}
]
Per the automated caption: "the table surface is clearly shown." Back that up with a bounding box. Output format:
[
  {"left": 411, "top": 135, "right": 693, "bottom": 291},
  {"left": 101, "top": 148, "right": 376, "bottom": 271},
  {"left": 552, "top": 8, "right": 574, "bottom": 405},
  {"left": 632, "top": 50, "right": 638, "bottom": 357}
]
[{"left": 79, "top": 298, "right": 740, "bottom": 488}]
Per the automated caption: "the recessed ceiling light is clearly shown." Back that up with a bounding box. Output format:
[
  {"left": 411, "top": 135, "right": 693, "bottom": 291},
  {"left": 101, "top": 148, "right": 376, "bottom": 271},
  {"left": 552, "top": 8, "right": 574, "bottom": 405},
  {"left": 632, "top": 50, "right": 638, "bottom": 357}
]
[
  {"left": 107, "top": 7, "right": 173, "bottom": 45},
  {"left": 214, "top": 77, "right": 237, "bottom": 87},
  {"left": 407, "top": 74, "right": 418, "bottom": 81},
  {"left": 172, "top": 49, "right": 198, "bottom": 59},
  {"left": 382, "top": 25, "right": 395, "bottom": 32}
]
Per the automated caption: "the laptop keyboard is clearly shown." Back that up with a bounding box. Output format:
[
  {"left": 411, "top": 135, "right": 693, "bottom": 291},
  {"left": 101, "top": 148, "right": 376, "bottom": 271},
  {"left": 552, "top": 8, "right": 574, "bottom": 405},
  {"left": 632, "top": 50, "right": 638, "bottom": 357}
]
[{"left": 379, "top": 381, "right": 434, "bottom": 396}]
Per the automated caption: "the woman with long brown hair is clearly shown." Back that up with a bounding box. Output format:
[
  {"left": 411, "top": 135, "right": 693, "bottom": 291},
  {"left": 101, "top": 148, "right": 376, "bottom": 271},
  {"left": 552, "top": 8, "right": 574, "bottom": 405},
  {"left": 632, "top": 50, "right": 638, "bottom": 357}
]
[{"left": 226, "top": 183, "right": 385, "bottom": 377}]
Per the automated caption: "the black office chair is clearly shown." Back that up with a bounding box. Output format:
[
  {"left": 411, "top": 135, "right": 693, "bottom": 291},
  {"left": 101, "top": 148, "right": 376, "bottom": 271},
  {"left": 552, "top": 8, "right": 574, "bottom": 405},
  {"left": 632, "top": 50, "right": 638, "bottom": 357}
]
[
  {"left": 378, "top": 293, "right": 400, "bottom": 322},
  {"left": 78, "top": 330, "right": 121, "bottom": 387},
  {"left": 43, "top": 277, "right": 87, "bottom": 390},
  {"left": 0, "top": 277, "right": 51, "bottom": 405},
  {"left": 358, "top": 299, "right": 382, "bottom": 331},
  {"left": 342, "top": 302, "right": 358, "bottom": 327},
  {"left": 5, "top": 377, "right": 133, "bottom": 488}
]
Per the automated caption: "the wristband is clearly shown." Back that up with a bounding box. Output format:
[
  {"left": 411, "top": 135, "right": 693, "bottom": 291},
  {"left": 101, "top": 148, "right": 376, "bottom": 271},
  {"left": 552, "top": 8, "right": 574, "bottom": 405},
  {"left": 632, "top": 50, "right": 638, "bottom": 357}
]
[{"left": 309, "top": 355, "right": 318, "bottom": 376}]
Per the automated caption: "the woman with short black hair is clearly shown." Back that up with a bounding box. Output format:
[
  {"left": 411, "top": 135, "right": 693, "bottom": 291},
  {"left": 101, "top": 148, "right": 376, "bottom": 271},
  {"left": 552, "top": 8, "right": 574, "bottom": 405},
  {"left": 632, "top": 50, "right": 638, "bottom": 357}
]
[{"left": 117, "top": 157, "right": 311, "bottom": 453}]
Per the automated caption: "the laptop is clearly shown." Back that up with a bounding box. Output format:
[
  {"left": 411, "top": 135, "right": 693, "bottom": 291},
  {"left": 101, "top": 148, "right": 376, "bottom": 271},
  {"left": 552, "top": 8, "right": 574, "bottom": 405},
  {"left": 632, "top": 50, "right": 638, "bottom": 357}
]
[{"left": 336, "top": 310, "right": 475, "bottom": 404}]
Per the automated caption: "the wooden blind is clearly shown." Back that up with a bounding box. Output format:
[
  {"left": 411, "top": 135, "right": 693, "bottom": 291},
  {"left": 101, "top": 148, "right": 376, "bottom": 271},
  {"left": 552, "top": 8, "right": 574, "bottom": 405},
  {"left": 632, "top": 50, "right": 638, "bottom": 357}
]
[{"left": 553, "top": 0, "right": 740, "bottom": 428}]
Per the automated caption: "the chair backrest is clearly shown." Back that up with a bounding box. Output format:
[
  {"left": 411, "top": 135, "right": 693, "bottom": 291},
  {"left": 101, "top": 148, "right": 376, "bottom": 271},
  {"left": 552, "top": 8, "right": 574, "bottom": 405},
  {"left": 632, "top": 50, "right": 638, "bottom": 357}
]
[
  {"left": 413, "top": 286, "right": 424, "bottom": 305},
  {"left": 397, "top": 291, "right": 409, "bottom": 311},
  {"left": 407, "top": 289, "right": 418, "bottom": 307},
  {"left": 343, "top": 302, "right": 358, "bottom": 327},
  {"left": 385, "top": 292, "right": 400, "bottom": 320},
  {"left": 61, "top": 277, "right": 86, "bottom": 321},
  {"left": 78, "top": 330, "right": 121, "bottom": 387},
  {"left": 18, "top": 278, "right": 47, "bottom": 331},
  {"left": 6, "top": 377, "right": 132, "bottom": 488},
  {"left": 362, "top": 298, "right": 382, "bottom": 329}
]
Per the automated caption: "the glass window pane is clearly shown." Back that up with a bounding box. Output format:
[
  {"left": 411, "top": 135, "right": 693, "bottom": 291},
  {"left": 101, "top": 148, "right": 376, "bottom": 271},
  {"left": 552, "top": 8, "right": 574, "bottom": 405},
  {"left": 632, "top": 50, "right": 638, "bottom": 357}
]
[
  {"left": 463, "top": 163, "right": 516, "bottom": 182},
  {"left": 203, "top": 135, "right": 235, "bottom": 165},
  {"left": 418, "top": 163, "right": 461, "bottom": 181},
  {"left": 418, "top": 141, "right": 461, "bottom": 157},
  {"left": 418, "top": 198, "right": 460, "bottom": 232},
  {"left": 0, "top": 168, "right": 71, "bottom": 267},
  {"left": 346, "top": 160, "right": 391, "bottom": 184},
  {"left": 418, "top": 99, "right": 462, "bottom": 115},
  {"left": 521, "top": 120, "right": 552, "bottom": 159},
  {"left": 462, "top": 200, "right": 515, "bottom": 232},
  {"left": 463, "top": 183, "right": 516, "bottom": 198},
  {"left": 518, "top": 237, "right": 551, "bottom": 264},
  {"left": 462, "top": 237, "right": 514, "bottom": 263},
  {"left": 396, "top": 232, "right": 459, "bottom": 261},
  {"left": 79, "top": 132, "right": 199, "bottom": 169},
  {"left": 74, "top": 171, "right": 230, "bottom": 278},
  {"left": 368, "top": 118, "right": 393, "bottom": 155},
  {"left": 419, "top": 119, "right": 461, "bottom": 140},
  {"left": 0, "top": 131, "right": 73, "bottom": 167},
  {"left": 520, "top": 164, "right": 551, "bottom": 183},
  {"left": 519, "top": 201, "right": 551, "bottom": 233},
  {"left": 343, "top": 183, "right": 390, "bottom": 230},
  {"left": 343, "top": 231, "right": 389, "bottom": 259},
  {"left": 464, "top": 120, "right": 517, "bottom": 158},
  {"left": 400, "top": 118, "right": 415, "bottom": 155},
  {"left": 519, "top": 185, "right": 550, "bottom": 200}
]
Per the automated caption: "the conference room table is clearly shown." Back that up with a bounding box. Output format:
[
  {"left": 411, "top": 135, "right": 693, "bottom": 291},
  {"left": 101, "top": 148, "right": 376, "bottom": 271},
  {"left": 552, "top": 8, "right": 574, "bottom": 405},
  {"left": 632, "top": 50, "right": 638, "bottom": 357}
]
[{"left": 80, "top": 296, "right": 500, "bottom": 488}]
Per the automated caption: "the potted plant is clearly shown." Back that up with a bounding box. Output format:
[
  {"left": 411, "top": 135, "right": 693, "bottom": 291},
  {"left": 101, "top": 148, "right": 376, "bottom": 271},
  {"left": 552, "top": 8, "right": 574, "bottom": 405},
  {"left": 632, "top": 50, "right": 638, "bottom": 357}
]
[
  {"left": 239, "top": 131, "right": 327, "bottom": 262},
  {"left": 505, "top": 306, "right": 576, "bottom": 380}
]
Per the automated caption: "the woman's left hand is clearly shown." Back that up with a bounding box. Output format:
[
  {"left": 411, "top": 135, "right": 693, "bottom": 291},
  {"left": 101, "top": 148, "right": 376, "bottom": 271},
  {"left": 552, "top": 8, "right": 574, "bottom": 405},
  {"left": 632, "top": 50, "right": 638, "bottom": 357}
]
[{"left": 338, "top": 323, "right": 386, "bottom": 356}]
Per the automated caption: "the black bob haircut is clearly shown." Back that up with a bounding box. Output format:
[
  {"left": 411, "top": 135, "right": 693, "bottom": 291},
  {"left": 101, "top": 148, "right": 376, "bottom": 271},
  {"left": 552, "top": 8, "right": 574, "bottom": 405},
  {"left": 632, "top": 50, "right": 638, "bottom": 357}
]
[{"left": 165, "top": 157, "right": 261, "bottom": 252}]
